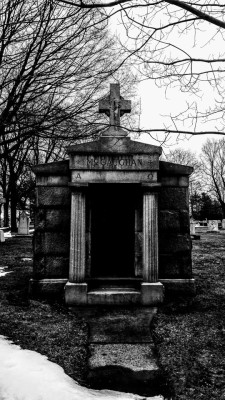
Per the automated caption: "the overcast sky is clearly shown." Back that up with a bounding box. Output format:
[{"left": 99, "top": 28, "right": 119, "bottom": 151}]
[
  {"left": 138, "top": 80, "right": 223, "bottom": 155},
  {"left": 109, "top": 6, "right": 224, "bottom": 155}
]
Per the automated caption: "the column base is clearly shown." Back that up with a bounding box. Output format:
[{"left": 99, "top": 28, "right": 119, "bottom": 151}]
[
  {"left": 29, "top": 278, "right": 67, "bottom": 297},
  {"left": 159, "top": 279, "right": 196, "bottom": 295},
  {"left": 141, "top": 282, "right": 164, "bottom": 305},
  {"left": 64, "top": 282, "right": 88, "bottom": 305}
]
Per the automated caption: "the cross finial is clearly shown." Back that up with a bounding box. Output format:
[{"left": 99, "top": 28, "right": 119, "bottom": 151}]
[{"left": 99, "top": 84, "right": 131, "bottom": 133}]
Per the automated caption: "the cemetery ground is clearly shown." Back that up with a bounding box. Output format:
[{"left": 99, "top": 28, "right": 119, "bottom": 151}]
[{"left": 0, "top": 234, "right": 225, "bottom": 399}]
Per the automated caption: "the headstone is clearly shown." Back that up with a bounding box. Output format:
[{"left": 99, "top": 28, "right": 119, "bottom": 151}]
[
  {"left": 0, "top": 230, "right": 5, "bottom": 242},
  {"left": 222, "top": 219, "right": 225, "bottom": 229},
  {"left": 207, "top": 220, "right": 219, "bottom": 232},
  {"left": 18, "top": 211, "right": 30, "bottom": 235},
  {"left": 190, "top": 221, "right": 196, "bottom": 235}
]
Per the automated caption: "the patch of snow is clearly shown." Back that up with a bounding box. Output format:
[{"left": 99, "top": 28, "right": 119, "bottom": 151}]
[
  {"left": 4, "top": 231, "right": 12, "bottom": 238},
  {"left": 0, "top": 336, "right": 163, "bottom": 400},
  {"left": 0, "top": 266, "right": 12, "bottom": 277}
]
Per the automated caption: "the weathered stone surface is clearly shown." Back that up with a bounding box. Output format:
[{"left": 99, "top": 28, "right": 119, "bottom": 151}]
[
  {"left": 33, "top": 255, "right": 68, "bottom": 278},
  {"left": 159, "top": 253, "right": 192, "bottom": 278},
  {"left": 35, "top": 208, "right": 70, "bottom": 231},
  {"left": 34, "top": 232, "right": 70, "bottom": 255},
  {"left": 89, "top": 343, "right": 158, "bottom": 370},
  {"left": 29, "top": 278, "right": 67, "bottom": 298},
  {"left": 87, "top": 288, "right": 141, "bottom": 305},
  {"left": 67, "top": 136, "right": 162, "bottom": 156},
  {"left": 88, "top": 343, "right": 161, "bottom": 396},
  {"left": 159, "top": 233, "right": 192, "bottom": 254},
  {"left": 36, "top": 187, "right": 71, "bottom": 207},
  {"left": 159, "top": 187, "right": 189, "bottom": 210},
  {"left": 159, "top": 278, "right": 196, "bottom": 295},
  {"left": 158, "top": 210, "right": 180, "bottom": 232},
  {"left": 33, "top": 160, "right": 69, "bottom": 175},
  {"left": 71, "top": 170, "right": 157, "bottom": 184},
  {"left": 159, "top": 160, "right": 193, "bottom": 176},
  {"left": 141, "top": 283, "right": 164, "bottom": 305},
  {"left": 65, "top": 282, "right": 87, "bottom": 305},
  {"left": 45, "top": 209, "right": 70, "bottom": 230},
  {"left": 33, "top": 255, "right": 45, "bottom": 278},
  {"left": 35, "top": 208, "right": 45, "bottom": 230},
  {"left": 134, "top": 232, "right": 142, "bottom": 277},
  {"left": 143, "top": 192, "right": 158, "bottom": 282},
  {"left": 45, "top": 256, "right": 69, "bottom": 277},
  {"left": 84, "top": 307, "right": 157, "bottom": 344},
  {"left": 36, "top": 175, "right": 69, "bottom": 186},
  {"left": 158, "top": 210, "right": 190, "bottom": 234},
  {"left": 160, "top": 176, "right": 189, "bottom": 187},
  {"left": 179, "top": 210, "right": 190, "bottom": 233},
  {"left": 71, "top": 154, "right": 158, "bottom": 171}
]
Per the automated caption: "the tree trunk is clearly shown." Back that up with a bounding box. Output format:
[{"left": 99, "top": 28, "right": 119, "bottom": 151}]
[
  {"left": 3, "top": 198, "right": 9, "bottom": 227},
  {"left": 10, "top": 179, "right": 18, "bottom": 232}
]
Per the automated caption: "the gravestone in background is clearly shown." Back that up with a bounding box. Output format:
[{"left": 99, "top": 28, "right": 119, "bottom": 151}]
[
  {"left": 207, "top": 220, "right": 219, "bottom": 232},
  {"left": 190, "top": 218, "right": 196, "bottom": 235},
  {"left": 18, "top": 211, "right": 30, "bottom": 235},
  {"left": 0, "top": 230, "right": 5, "bottom": 242}
]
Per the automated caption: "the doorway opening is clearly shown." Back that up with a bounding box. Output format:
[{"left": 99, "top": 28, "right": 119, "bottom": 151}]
[{"left": 90, "top": 184, "right": 136, "bottom": 278}]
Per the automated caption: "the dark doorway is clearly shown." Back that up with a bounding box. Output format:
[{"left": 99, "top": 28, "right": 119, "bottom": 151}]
[{"left": 90, "top": 184, "right": 135, "bottom": 278}]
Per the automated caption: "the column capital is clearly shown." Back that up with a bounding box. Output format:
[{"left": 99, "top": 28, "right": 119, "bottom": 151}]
[
  {"left": 141, "top": 183, "right": 161, "bottom": 190},
  {"left": 69, "top": 182, "right": 89, "bottom": 189}
]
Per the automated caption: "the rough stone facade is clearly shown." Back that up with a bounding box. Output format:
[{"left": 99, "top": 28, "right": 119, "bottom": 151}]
[
  {"left": 30, "top": 153, "right": 195, "bottom": 300},
  {"left": 158, "top": 161, "right": 194, "bottom": 294},
  {"left": 31, "top": 161, "right": 70, "bottom": 296}
]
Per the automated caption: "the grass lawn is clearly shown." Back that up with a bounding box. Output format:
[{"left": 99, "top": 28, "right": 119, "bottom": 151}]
[
  {"left": 0, "top": 233, "right": 225, "bottom": 399},
  {"left": 153, "top": 232, "right": 225, "bottom": 399},
  {"left": 0, "top": 236, "right": 89, "bottom": 386}
]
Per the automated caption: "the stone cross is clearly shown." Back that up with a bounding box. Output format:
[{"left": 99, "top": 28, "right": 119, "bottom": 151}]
[{"left": 99, "top": 84, "right": 131, "bottom": 130}]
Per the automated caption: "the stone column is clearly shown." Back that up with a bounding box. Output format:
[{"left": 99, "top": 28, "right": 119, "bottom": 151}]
[
  {"left": 69, "top": 191, "right": 86, "bottom": 283},
  {"left": 143, "top": 191, "right": 158, "bottom": 282},
  {"left": 141, "top": 190, "right": 163, "bottom": 305}
]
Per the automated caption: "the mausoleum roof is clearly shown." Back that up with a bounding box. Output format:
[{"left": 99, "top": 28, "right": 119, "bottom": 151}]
[{"left": 67, "top": 136, "right": 162, "bottom": 156}]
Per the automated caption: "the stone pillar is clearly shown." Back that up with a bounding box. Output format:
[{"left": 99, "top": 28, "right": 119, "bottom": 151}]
[
  {"left": 141, "top": 190, "right": 163, "bottom": 304},
  {"left": 65, "top": 189, "right": 87, "bottom": 305},
  {"left": 143, "top": 191, "right": 158, "bottom": 282},
  {"left": 69, "top": 191, "right": 86, "bottom": 282}
]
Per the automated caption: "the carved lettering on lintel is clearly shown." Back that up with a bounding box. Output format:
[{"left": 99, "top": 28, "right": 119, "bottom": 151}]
[{"left": 86, "top": 155, "right": 155, "bottom": 170}]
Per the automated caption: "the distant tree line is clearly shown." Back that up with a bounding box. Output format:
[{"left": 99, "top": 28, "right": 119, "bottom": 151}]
[{"left": 165, "top": 138, "right": 225, "bottom": 220}]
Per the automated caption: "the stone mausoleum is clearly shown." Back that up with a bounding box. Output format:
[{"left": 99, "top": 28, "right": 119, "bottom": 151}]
[{"left": 30, "top": 84, "right": 195, "bottom": 305}]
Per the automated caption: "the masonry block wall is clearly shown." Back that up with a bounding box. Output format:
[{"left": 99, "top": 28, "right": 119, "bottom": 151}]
[
  {"left": 32, "top": 161, "right": 70, "bottom": 290},
  {"left": 158, "top": 161, "right": 193, "bottom": 292},
  {"left": 31, "top": 158, "right": 194, "bottom": 298}
]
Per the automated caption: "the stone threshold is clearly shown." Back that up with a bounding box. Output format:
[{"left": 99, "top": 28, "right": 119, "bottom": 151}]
[{"left": 87, "top": 287, "right": 141, "bottom": 305}]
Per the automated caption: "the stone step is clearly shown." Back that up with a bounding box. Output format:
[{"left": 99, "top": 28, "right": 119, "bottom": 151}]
[
  {"left": 87, "top": 288, "right": 141, "bottom": 305},
  {"left": 88, "top": 342, "right": 162, "bottom": 397}
]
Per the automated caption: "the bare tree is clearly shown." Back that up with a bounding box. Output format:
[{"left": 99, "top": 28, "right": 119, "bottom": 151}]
[
  {"left": 165, "top": 147, "right": 203, "bottom": 189},
  {"left": 57, "top": 0, "right": 225, "bottom": 137},
  {"left": 201, "top": 138, "right": 225, "bottom": 217},
  {"left": 165, "top": 147, "right": 203, "bottom": 215},
  {"left": 0, "top": 0, "right": 131, "bottom": 154},
  {"left": 0, "top": 131, "right": 69, "bottom": 229}
]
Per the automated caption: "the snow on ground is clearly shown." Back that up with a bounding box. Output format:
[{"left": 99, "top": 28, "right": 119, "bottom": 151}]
[
  {"left": 0, "top": 266, "right": 12, "bottom": 277},
  {"left": 4, "top": 231, "right": 13, "bottom": 238},
  {"left": 0, "top": 336, "right": 163, "bottom": 400}
]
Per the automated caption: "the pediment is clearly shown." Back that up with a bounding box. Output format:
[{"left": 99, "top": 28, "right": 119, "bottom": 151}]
[{"left": 67, "top": 136, "right": 162, "bottom": 156}]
